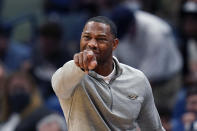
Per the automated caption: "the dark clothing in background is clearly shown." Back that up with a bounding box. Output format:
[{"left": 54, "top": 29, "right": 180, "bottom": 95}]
[
  {"left": 15, "top": 106, "right": 52, "bottom": 131},
  {"left": 32, "top": 49, "right": 71, "bottom": 100}
]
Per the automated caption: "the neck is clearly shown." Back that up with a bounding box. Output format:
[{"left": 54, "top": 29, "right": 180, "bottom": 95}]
[{"left": 94, "top": 57, "right": 114, "bottom": 76}]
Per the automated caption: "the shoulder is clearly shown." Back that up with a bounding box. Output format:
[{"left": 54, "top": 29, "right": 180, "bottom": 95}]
[
  {"left": 119, "top": 62, "right": 148, "bottom": 86},
  {"left": 117, "top": 62, "right": 151, "bottom": 99},
  {"left": 114, "top": 56, "right": 146, "bottom": 81},
  {"left": 120, "top": 62, "right": 145, "bottom": 77}
]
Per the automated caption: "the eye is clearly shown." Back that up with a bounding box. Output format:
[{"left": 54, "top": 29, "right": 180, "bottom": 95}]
[
  {"left": 96, "top": 38, "right": 108, "bottom": 42},
  {"left": 83, "top": 35, "right": 91, "bottom": 41}
]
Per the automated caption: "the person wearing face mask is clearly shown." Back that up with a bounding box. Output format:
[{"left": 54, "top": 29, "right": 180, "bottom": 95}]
[{"left": 0, "top": 71, "right": 52, "bottom": 131}]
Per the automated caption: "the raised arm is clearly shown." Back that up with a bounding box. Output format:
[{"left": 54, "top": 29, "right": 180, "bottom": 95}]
[
  {"left": 51, "top": 60, "right": 85, "bottom": 99},
  {"left": 51, "top": 50, "right": 97, "bottom": 99}
]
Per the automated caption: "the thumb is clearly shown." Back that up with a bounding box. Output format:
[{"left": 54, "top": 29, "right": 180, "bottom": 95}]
[{"left": 88, "top": 60, "right": 97, "bottom": 70}]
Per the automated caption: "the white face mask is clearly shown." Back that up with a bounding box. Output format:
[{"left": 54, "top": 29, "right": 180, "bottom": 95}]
[{"left": 124, "top": 0, "right": 142, "bottom": 11}]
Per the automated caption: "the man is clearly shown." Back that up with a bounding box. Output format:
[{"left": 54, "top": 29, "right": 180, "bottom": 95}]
[{"left": 51, "top": 16, "right": 165, "bottom": 131}]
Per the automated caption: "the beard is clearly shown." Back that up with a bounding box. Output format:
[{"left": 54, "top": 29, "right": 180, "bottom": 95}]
[{"left": 96, "top": 50, "right": 113, "bottom": 65}]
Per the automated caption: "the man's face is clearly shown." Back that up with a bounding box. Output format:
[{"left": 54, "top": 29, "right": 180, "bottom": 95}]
[
  {"left": 187, "top": 94, "right": 197, "bottom": 113},
  {"left": 80, "top": 21, "right": 117, "bottom": 64}
]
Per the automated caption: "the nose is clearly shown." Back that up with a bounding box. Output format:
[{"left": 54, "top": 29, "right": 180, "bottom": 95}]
[{"left": 87, "top": 39, "right": 98, "bottom": 50}]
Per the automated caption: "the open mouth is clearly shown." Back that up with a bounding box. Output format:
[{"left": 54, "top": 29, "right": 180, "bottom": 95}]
[{"left": 85, "top": 49, "right": 99, "bottom": 54}]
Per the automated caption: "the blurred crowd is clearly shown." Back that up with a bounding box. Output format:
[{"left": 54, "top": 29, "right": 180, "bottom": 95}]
[{"left": 0, "top": 0, "right": 197, "bottom": 131}]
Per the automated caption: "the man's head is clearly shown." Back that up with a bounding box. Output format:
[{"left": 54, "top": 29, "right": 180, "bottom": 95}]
[
  {"left": 86, "top": 16, "right": 118, "bottom": 38},
  {"left": 80, "top": 16, "right": 118, "bottom": 64}
]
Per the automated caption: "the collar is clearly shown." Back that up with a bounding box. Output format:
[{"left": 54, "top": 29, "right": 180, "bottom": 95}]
[
  {"left": 96, "top": 62, "right": 116, "bottom": 84},
  {"left": 88, "top": 56, "right": 122, "bottom": 83}
]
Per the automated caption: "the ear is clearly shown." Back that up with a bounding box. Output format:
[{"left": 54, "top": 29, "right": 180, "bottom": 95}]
[{"left": 112, "top": 38, "right": 119, "bottom": 51}]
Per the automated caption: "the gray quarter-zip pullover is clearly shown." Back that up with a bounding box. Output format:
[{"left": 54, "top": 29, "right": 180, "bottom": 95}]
[{"left": 51, "top": 57, "right": 165, "bottom": 131}]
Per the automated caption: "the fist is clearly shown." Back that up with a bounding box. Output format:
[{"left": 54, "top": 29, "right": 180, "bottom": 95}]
[{"left": 74, "top": 50, "right": 97, "bottom": 73}]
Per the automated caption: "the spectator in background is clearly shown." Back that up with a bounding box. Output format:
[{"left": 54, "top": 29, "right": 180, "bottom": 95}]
[
  {"left": 171, "top": 2, "right": 197, "bottom": 130},
  {"left": 183, "top": 88, "right": 197, "bottom": 131},
  {"left": 31, "top": 21, "right": 71, "bottom": 101},
  {"left": 72, "top": 0, "right": 120, "bottom": 16},
  {"left": 173, "top": 0, "right": 197, "bottom": 131},
  {"left": 110, "top": 5, "right": 183, "bottom": 110},
  {"left": 174, "top": 87, "right": 197, "bottom": 131},
  {"left": 37, "top": 114, "right": 67, "bottom": 131},
  {"left": 0, "top": 71, "right": 52, "bottom": 131},
  {"left": 43, "top": 0, "right": 71, "bottom": 15},
  {"left": 0, "top": 24, "right": 32, "bottom": 74},
  {"left": 180, "top": 0, "right": 197, "bottom": 85},
  {"left": 30, "top": 22, "right": 70, "bottom": 115}
]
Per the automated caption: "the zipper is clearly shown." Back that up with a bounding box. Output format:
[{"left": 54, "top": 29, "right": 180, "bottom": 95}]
[{"left": 99, "top": 79, "right": 113, "bottom": 110}]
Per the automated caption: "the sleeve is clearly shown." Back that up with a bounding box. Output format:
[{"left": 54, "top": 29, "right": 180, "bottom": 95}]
[
  {"left": 51, "top": 60, "right": 85, "bottom": 99},
  {"left": 137, "top": 75, "right": 166, "bottom": 131}
]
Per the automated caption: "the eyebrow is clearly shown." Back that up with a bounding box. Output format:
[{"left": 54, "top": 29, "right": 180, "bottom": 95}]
[
  {"left": 83, "top": 32, "right": 90, "bottom": 35},
  {"left": 97, "top": 34, "right": 107, "bottom": 37},
  {"left": 82, "top": 32, "right": 107, "bottom": 37}
]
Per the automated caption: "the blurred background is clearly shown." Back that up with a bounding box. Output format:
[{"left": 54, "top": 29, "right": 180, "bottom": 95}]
[{"left": 0, "top": 0, "right": 197, "bottom": 131}]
